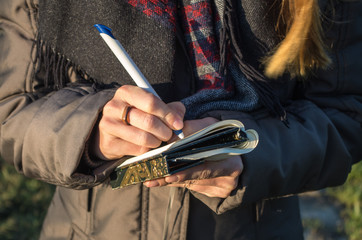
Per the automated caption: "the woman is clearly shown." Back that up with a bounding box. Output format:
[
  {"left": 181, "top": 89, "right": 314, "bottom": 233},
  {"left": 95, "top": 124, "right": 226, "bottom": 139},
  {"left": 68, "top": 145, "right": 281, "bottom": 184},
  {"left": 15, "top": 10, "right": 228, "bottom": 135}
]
[{"left": 0, "top": 0, "right": 361, "bottom": 239}]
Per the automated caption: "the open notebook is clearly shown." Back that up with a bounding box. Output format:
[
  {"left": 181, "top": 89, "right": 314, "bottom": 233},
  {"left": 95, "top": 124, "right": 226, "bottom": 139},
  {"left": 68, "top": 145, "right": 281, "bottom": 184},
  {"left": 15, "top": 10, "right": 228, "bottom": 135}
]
[{"left": 110, "top": 120, "right": 259, "bottom": 189}]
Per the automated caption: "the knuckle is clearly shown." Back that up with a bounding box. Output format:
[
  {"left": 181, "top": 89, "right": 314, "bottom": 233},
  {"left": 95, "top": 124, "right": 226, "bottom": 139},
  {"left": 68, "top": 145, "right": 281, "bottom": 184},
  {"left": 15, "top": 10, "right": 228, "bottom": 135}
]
[
  {"left": 118, "top": 85, "right": 130, "bottom": 94},
  {"left": 98, "top": 118, "right": 111, "bottom": 131},
  {"left": 135, "top": 131, "right": 149, "bottom": 146},
  {"left": 115, "top": 87, "right": 126, "bottom": 98},
  {"left": 100, "top": 139, "right": 113, "bottom": 153},
  {"left": 221, "top": 176, "right": 239, "bottom": 191},
  {"left": 183, "top": 179, "right": 197, "bottom": 189},
  {"left": 189, "top": 179, "right": 198, "bottom": 185},
  {"left": 214, "top": 187, "right": 231, "bottom": 198},
  {"left": 199, "top": 168, "right": 212, "bottom": 180},
  {"left": 143, "top": 94, "right": 158, "bottom": 112},
  {"left": 231, "top": 178, "right": 239, "bottom": 190},
  {"left": 142, "top": 114, "right": 157, "bottom": 130},
  {"left": 98, "top": 119, "right": 106, "bottom": 130},
  {"left": 220, "top": 191, "right": 231, "bottom": 198},
  {"left": 231, "top": 168, "right": 242, "bottom": 178},
  {"left": 102, "top": 102, "right": 114, "bottom": 115},
  {"left": 205, "top": 189, "right": 230, "bottom": 198},
  {"left": 103, "top": 100, "right": 122, "bottom": 118},
  {"left": 202, "top": 192, "right": 214, "bottom": 198},
  {"left": 134, "top": 131, "right": 160, "bottom": 148},
  {"left": 136, "top": 146, "right": 150, "bottom": 155},
  {"left": 164, "top": 111, "right": 177, "bottom": 126},
  {"left": 159, "top": 128, "right": 173, "bottom": 142},
  {"left": 116, "top": 85, "right": 133, "bottom": 100}
]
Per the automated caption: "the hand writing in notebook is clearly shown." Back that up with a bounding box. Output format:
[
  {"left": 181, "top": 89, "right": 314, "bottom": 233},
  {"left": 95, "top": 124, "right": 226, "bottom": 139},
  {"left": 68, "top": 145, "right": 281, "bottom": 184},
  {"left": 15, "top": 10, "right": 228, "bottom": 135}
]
[{"left": 91, "top": 85, "right": 185, "bottom": 160}]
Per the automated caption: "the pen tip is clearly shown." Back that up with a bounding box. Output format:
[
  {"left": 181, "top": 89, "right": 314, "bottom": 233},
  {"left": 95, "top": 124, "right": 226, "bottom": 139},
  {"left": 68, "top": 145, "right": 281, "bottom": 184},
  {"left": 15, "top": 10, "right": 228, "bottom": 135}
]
[
  {"left": 177, "top": 131, "right": 185, "bottom": 139},
  {"left": 173, "top": 129, "right": 184, "bottom": 139}
]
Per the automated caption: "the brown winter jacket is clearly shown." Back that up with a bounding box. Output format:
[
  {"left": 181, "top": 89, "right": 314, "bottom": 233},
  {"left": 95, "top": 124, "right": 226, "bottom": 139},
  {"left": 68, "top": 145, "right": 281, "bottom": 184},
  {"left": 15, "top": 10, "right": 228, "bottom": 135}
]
[{"left": 1, "top": 0, "right": 362, "bottom": 239}]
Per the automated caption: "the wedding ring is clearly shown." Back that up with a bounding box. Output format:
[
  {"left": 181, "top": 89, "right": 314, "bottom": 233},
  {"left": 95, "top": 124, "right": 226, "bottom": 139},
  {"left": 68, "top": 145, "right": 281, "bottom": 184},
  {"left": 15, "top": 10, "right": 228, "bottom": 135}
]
[{"left": 121, "top": 105, "right": 133, "bottom": 125}]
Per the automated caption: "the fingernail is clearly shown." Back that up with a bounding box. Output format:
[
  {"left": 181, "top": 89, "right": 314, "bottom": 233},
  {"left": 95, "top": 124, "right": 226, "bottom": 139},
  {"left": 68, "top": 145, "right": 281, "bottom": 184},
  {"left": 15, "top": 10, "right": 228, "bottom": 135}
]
[
  {"left": 173, "top": 118, "right": 183, "bottom": 130},
  {"left": 165, "top": 175, "right": 179, "bottom": 183},
  {"left": 144, "top": 181, "right": 159, "bottom": 187}
]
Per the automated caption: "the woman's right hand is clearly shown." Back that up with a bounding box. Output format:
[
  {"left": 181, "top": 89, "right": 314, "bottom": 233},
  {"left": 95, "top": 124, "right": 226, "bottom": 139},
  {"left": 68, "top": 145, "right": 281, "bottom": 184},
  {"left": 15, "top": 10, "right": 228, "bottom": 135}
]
[{"left": 90, "top": 85, "right": 186, "bottom": 160}]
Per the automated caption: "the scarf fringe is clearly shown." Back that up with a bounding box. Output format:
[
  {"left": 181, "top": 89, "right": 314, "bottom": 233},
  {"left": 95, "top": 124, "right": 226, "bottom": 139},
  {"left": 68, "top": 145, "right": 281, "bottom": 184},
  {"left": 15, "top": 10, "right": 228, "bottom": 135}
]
[
  {"left": 33, "top": 38, "right": 94, "bottom": 91},
  {"left": 220, "top": 0, "right": 289, "bottom": 126}
]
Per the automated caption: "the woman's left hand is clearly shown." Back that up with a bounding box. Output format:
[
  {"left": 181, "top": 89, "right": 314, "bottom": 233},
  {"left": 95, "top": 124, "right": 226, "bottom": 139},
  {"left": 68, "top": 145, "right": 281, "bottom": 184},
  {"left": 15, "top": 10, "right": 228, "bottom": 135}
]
[{"left": 143, "top": 117, "right": 244, "bottom": 198}]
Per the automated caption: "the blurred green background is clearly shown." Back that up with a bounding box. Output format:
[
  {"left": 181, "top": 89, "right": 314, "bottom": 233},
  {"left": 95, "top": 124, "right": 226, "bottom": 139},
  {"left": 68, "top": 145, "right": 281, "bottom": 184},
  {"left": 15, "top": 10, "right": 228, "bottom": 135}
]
[
  {"left": 326, "top": 161, "right": 362, "bottom": 240},
  {"left": 0, "top": 160, "right": 54, "bottom": 240},
  {"left": 0, "top": 159, "right": 361, "bottom": 240}
]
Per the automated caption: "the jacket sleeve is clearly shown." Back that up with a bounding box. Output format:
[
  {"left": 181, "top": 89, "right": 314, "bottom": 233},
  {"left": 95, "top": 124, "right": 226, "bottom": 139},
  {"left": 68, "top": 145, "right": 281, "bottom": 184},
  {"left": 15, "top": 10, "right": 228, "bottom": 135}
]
[
  {"left": 0, "top": 0, "right": 116, "bottom": 189},
  {"left": 191, "top": 0, "right": 362, "bottom": 214}
]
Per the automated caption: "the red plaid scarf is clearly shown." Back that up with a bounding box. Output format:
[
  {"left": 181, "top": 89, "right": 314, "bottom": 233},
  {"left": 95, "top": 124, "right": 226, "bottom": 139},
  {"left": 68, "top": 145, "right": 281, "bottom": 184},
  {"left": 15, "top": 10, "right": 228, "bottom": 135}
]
[{"left": 127, "top": 0, "right": 231, "bottom": 92}]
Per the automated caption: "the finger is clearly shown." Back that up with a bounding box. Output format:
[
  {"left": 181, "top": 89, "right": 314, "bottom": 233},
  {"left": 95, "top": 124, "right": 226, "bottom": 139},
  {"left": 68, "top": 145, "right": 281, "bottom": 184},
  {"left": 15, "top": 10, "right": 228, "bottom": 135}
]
[
  {"left": 167, "top": 176, "right": 238, "bottom": 190},
  {"left": 167, "top": 102, "right": 186, "bottom": 119},
  {"left": 103, "top": 93, "right": 174, "bottom": 141},
  {"left": 164, "top": 156, "right": 243, "bottom": 183},
  {"left": 126, "top": 107, "right": 173, "bottom": 141},
  {"left": 182, "top": 117, "right": 219, "bottom": 137},
  {"left": 167, "top": 117, "right": 220, "bottom": 143},
  {"left": 183, "top": 184, "right": 234, "bottom": 198},
  {"left": 116, "top": 86, "right": 184, "bottom": 130},
  {"left": 143, "top": 177, "right": 168, "bottom": 187},
  {"left": 99, "top": 116, "right": 163, "bottom": 149},
  {"left": 166, "top": 177, "right": 238, "bottom": 198}
]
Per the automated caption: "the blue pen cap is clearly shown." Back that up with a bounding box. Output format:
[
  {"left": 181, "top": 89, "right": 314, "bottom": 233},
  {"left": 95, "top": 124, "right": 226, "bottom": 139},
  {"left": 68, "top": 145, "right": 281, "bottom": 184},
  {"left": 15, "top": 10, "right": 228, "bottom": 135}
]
[{"left": 94, "top": 24, "right": 115, "bottom": 39}]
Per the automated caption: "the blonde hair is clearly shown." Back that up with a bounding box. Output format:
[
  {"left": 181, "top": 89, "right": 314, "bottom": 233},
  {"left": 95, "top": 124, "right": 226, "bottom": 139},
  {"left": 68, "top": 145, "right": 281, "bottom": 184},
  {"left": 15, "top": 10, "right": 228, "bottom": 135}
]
[{"left": 264, "top": 0, "right": 331, "bottom": 78}]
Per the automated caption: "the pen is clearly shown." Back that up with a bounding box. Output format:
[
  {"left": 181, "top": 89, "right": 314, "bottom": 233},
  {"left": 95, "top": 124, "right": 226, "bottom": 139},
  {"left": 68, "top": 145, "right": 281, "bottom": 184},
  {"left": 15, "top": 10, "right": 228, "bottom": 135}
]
[{"left": 94, "top": 24, "right": 184, "bottom": 139}]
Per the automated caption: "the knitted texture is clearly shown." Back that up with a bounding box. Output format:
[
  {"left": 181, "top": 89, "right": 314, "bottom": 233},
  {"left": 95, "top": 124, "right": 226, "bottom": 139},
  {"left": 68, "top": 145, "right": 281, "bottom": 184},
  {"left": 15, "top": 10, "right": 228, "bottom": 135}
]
[
  {"left": 179, "top": 0, "right": 228, "bottom": 91},
  {"left": 178, "top": 0, "right": 259, "bottom": 119},
  {"left": 127, "top": 0, "right": 259, "bottom": 119},
  {"left": 36, "top": 0, "right": 284, "bottom": 120}
]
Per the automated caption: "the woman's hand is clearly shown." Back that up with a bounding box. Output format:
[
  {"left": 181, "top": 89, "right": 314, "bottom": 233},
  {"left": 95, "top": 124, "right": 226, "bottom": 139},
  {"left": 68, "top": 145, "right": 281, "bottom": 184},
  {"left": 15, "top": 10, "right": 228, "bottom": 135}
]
[
  {"left": 144, "top": 117, "right": 244, "bottom": 198},
  {"left": 91, "top": 85, "right": 185, "bottom": 160}
]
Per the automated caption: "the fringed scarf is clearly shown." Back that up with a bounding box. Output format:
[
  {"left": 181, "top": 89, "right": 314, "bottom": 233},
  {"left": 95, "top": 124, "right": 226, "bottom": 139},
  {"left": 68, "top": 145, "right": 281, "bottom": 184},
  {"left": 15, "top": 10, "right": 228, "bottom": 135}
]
[{"left": 35, "top": 0, "right": 287, "bottom": 123}]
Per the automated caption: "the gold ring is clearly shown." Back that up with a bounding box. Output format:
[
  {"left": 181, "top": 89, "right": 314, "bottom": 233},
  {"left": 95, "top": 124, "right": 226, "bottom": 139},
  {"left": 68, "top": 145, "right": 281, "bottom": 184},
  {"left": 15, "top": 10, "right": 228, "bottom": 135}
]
[{"left": 121, "top": 105, "right": 132, "bottom": 125}]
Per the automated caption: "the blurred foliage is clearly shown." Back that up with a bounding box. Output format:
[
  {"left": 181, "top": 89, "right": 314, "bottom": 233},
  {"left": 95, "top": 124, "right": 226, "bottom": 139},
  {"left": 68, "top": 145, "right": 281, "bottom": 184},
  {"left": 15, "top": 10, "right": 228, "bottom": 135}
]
[
  {"left": 327, "top": 161, "right": 362, "bottom": 240},
  {"left": 0, "top": 161, "right": 55, "bottom": 240}
]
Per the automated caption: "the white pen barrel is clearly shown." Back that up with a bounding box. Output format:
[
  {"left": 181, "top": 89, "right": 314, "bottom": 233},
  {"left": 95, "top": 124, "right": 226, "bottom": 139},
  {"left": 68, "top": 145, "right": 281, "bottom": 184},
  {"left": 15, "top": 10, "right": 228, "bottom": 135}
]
[{"left": 99, "top": 33, "right": 161, "bottom": 98}]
